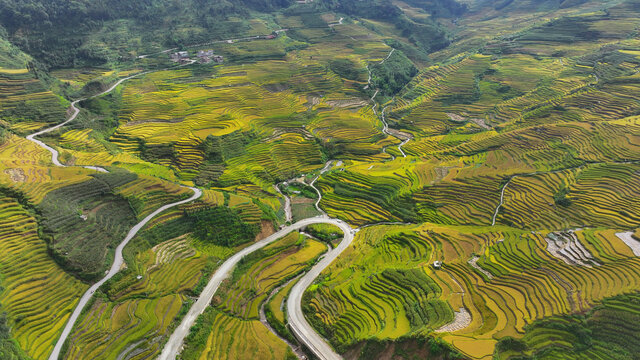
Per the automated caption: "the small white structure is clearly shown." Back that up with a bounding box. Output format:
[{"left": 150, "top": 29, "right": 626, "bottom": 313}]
[
  {"left": 197, "top": 50, "right": 224, "bottom": 64},
  {"left": 433, "top": 261, "right": 442, "bottom": 269},
  {"left": 136, "top": 275, "right": 143, "bottom": 280},
  {"left": 170, "top": 51, "right": 190, "bottom": 63}
]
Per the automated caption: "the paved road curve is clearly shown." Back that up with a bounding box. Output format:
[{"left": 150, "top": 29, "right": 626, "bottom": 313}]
[
  {"left": 22, "top": 69, "right": 204, "bottom": 360},
  {"left": 47, "top": 187, "right": 202, "bottom": 360},
  {"left": 158, "top": 216, "right": 353, "bottom": 360},
  {"left": 286, "top": 219, "right": 354, "bottom": 360}
]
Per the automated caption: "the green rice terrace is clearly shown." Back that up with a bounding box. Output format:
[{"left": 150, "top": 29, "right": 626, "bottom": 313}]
[{"left": 0, "top": 0, "right": 640, "bottom": 360}]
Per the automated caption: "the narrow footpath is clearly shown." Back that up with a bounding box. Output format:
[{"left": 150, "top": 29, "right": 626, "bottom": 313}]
[
  {"left": 159, "top": 43, "right": 420, "bottom": 360},
  {"left": 367, "top": 49, "right": 412, "bottom": 159}
]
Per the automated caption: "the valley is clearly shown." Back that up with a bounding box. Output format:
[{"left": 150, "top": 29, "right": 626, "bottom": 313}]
[{"left": 0, "top": 0, "right": 640, "bottom": 360}]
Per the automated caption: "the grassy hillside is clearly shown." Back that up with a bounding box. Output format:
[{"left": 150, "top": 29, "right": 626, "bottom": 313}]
[{"left": 1, "top": 0, "right": 640, "bottom": 359}]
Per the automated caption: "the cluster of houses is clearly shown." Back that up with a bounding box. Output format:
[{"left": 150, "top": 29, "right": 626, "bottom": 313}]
[{"left": 170, "top": 50, "right": 223, "bottom": 64}]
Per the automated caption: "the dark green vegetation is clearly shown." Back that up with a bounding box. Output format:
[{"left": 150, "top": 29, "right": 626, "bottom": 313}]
[
  {"left": 317, "top": 0, "right": 465, "bottom": 53},
  {"left": 189, "top": 206, "right": 260, "bottom": 247},
  {"left": 39, "top": 171, "right": 138, "bottom": 280},
  {"left": 347, "top": 336, "right": 464, "bottom": 360},
  {"left": 180, "top": 306, "right": 219, "bottom": 360},
  {"left": 371, "top": 50, "right": 418, "bottom": 96},
  {"left": 304, "top": 223, "right": 343, "bottom": 245},
  {"left": 329, "top": 58, "right": 365, "bottom": 81},
  {"left": 495, "top": 292, "right": 640, "bottom": 360},
  {"left": 0, "top": 0, "right": 293, "bottom": 68},
  {"left": 0, "top": 312, "right": 28, "bottom": 360}
]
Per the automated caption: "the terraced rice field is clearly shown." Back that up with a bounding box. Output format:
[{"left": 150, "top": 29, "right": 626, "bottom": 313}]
[
  {"left": 180, "top": 231, "right": 327, "bottom": 359},
  {"left": 217, "top": 232, "right": 326, "bottom": 319},
  {"left": 0, "top": 195, "right": 87, "bottom": 360},
  {"left": 93, "top": 23, "right": 397, "bottom": 189},
  {"left": 63, "top": 235, "right": 211, "bottom": 360},
  {"left": 2, "top": 2, "right": 640, "bottom": 359},
  {"left": 308, "top": 221, "right": 640, "bottom": 358},
  {"left": 0, "top": 67, "right": 67, "bottom": 126},
  {"left": 197, "top": 309, "right": 292, "bottom": 360}
]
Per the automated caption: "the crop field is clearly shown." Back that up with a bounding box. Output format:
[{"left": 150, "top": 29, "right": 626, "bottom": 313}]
[
  {"left": 498, "top": 162, "right": 640, "bottom": 230},
  {"left": 495, "top": 292, "right": 640, "bottom": 359},
  {"left": 95, "top": 22, "right": 397, "bottom": 188},
  {"left": 64, "top": 295, "right": 183, "bottom": 360},
  {"left": 1, "top": 1, "right": 640, "bottom": 359},
  {"left": 0, "top": 194, "right": 87, "bottom": 360},
  {"left": 195, "top": 309, "right": 292, "bottom": 360},
  {"left": 179, "top": 232, "right": 326, "bottom": 359},
  {"left": 0, "top": 67, "right": 67, "bottom": 126},
  {"left": 63, "top": 235, "right": 211, "bottom": 360},
  {"left": 217, "top": 232, "right": 326, "bottom": 319},
  {"left": 60, "top": 181, "right": 275, "bottom": 360},
  {"left": 36, "top": 169, "right": 192, "bottom": 280},
  {"left": 307, "top": 222, "right": 640, "bottom": 359}
]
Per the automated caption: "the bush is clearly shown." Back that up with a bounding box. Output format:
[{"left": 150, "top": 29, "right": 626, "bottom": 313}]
[
  {"left": 553, "top": 185, "right": 572, "bottom": 207},
  {"left": 189, "top": 206, "right": 259, "bottom": 247},
  {"left": 496, "top": 336, "right": 528, "bottom": 353},
  {"left": 329, "top": 58, "right": 363, "bottom": 81},
  {"left": 371, "top": 50, "right": 417, "bottom": 96}
]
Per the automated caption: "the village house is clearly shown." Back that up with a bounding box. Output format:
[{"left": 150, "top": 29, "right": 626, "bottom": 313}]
[
  {"left": 197, "top": 50, "right": 224, "bottom": 64},
  {"left": 170, "top": 51, "right": 190, "bottom": 63}
]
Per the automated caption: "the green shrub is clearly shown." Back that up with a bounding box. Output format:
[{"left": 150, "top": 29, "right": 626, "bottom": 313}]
[{"left": 189, "top": 206, "right": 259, "bottom": 247}]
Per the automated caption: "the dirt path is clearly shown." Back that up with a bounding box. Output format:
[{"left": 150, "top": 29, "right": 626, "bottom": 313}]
[
  {"left": 309, "top": 160, "right": 334, "bottom": 215},
  {"left": 468, "top": 256, "right": 493, "bottom": 280},
  {"left": 366, "top": 49, "right": 413, "bottom": 159},
  {"left": 259, "top": 276, "right": 305, "bottom": 359},
  {"left": 274, "top": 184, "right": 292, "bottom": 223},
  {"left": 491, "top": 177, "right": 513, "bottom": 226},
  {"left": 435, "top": 272, "right": 471, "bottom": 333}
]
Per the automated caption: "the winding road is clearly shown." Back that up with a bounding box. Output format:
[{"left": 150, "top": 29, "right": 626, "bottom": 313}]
[
  {"left": 159, "top": 45, "right": 415, "bottom": 360},
  {"left": 286, "top": 219, "right": 354, "bottom": 360},
  {"left": 27, "top": 69, "right": 153, "bottom": 169},
  {"left": 158, "top": 216, "right": 354, "bottom": 360},
  {"left": 28, "top": 36, "right": 417, "bottom": 360},
  {"left": 309, "top": 160, "right": 334, "bottom": 214},
  {"left": 47, "top": 187, "right": 201, "bottom": 360},
  {"left": 23, "top": 68, "right": 203, "bottom": 360},
  {"left": 366, "top": 49, "right": 413, "bottom": 159}
]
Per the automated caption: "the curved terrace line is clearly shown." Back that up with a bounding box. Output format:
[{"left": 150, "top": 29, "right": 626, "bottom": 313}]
[
  {"left": 163, "top": 45, "right": 417, "bottom": 360},
  {"left": 23, "top": 69, "right": 203, "bottom": 360},
  {"left": 367, "top": 49, "right": 412, "bottom": 159},
  {"left": 158, "top": 216, "right": 354, "bottom": 360}
]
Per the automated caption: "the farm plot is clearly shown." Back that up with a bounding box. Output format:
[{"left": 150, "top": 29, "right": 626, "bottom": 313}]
[
  {"left": 497, "top": 163, "right": 640, "bottom": 230},
  {"left": 306, "top": 222, "right": 640, "bottom": 359},
  {"left": 99, "top": 23, "right": 397, "bottom": 187},
  {"left": 63, "top": 235, "right": 213, "bottom": 360},
  {"left": 37, "top": 169, "right": 191, "bottom": 280},
  {"left": 0, "top": 195, "right": 87, "bottom": 360},
  {"left": 180, "top": 232, "right": 326, "bottom": 359},
  {"left": 0, "top": 67, "right": 67, "bottom": 126},
  {"left": 216, "top": 232, "right": 327, "bottom": 320},
  {"left": 195, "top": 309, "right": 293, "bottom": 360}
]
